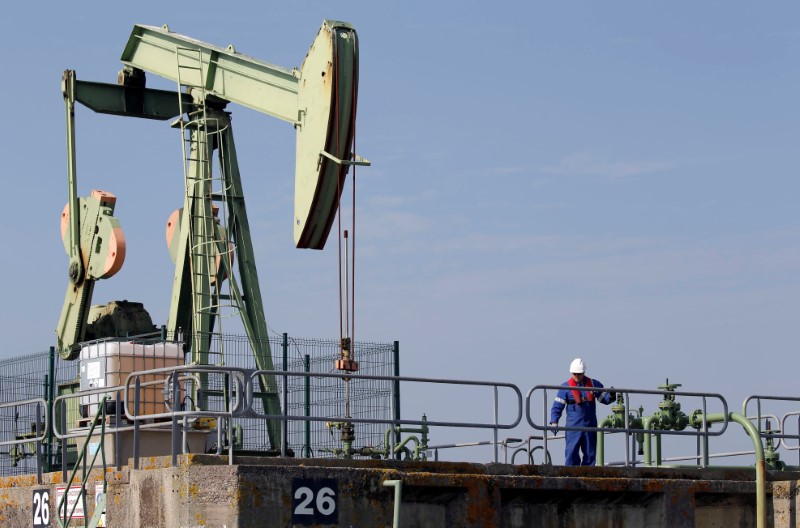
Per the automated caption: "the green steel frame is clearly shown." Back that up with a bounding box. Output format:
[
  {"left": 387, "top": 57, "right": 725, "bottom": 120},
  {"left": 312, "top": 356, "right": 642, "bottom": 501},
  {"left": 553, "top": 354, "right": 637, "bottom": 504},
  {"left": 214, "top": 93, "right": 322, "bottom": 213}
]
[{"left": 59, "top": 20, "right": 364, "bottom": 449}]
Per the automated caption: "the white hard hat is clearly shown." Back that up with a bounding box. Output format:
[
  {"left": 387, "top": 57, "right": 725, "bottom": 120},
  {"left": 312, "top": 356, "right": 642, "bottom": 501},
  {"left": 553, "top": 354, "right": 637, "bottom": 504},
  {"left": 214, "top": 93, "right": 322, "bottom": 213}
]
[{"left": 570, "top": 358, "right": 586, "bottom": 374}]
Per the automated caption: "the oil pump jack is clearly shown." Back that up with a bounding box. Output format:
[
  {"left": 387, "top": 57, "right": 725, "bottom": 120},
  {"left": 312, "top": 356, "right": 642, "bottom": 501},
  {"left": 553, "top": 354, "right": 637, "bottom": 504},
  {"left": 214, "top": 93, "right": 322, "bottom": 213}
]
[{"left": 55, "top": 21, "right": 368, "bottom": 450}]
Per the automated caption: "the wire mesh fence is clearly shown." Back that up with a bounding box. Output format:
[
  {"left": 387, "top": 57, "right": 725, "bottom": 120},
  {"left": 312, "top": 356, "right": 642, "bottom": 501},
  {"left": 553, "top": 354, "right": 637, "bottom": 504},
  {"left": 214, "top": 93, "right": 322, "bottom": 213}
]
[
  {"left": 0, "top": 351, "right": 79, "bottom": 476},
  {"left": 0, "top": 333, "right": 397, "bottom": 477},
  {"left": 189, "top": 333, "right": 397, "bottom": 457}
]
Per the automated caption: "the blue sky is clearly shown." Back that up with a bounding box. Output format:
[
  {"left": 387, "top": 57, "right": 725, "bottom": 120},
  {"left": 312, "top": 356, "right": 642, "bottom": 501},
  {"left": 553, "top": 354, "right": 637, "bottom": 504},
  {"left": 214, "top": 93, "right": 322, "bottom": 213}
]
[{"left": 1, "top": 2, "right": 798, "bottom": 463}]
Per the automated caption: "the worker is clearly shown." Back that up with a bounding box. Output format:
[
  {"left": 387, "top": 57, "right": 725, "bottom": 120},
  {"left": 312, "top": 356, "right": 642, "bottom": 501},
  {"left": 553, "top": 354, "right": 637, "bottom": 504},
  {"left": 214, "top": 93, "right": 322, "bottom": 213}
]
[{"left": 549, "top": 358, "right": 614, "bottom": 466}]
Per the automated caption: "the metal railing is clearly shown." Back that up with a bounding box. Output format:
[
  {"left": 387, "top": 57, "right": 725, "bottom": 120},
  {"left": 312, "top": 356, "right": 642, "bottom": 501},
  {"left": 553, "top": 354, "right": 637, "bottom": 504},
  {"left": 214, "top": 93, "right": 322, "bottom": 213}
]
[
  {"left": 121, "top": 366, "right": 523, "bottom": 464},
  {"left": 55, "top": 397, "right": 108, "bottom": 528},
  {"left": 247, "top": 369, "right": 523, "bottom": 463},
  {"left": 18, "top": 375, "right": 800, "bottom": 474},
  {"left": 744, "top": 394, "right": 800, "bottom": 466},
  {"left": 0, "top": 398, "right": 47, "bottom": 483},
  {"left": 526, "top": 384, "right": 729, "bottom": 467},
  {"left": 53, "top": 387, "right": 128, "bottom": 474}
]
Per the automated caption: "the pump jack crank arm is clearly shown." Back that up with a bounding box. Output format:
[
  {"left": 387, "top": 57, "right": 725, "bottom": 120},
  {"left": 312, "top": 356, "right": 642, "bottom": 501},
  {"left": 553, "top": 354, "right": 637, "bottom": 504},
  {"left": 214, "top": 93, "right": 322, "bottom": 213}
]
[
  {"left": 56, "top": 270, "right": 95, "bottom": 360},
  {"left": 56, "top": 191, "right": 126, "bottom": 359}
]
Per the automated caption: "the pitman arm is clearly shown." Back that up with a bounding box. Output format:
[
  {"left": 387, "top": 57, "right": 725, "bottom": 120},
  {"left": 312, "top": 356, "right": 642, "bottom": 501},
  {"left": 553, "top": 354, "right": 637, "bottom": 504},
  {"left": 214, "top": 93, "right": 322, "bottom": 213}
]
[{"left": 56, "top": 71, "right": 126, "bottom": 359}]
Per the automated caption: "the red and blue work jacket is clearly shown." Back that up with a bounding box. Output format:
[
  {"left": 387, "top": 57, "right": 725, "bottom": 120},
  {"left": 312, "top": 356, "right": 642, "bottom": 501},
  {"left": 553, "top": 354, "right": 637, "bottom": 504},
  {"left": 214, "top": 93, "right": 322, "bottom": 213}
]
[{"left": 549, "top": 377, "right": 613, "bottom": 428}]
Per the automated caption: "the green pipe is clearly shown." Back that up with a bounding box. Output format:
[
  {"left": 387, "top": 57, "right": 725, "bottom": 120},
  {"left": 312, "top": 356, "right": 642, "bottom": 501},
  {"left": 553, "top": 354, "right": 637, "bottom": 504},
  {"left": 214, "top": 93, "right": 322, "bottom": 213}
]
[
  {"left": 383, "top": 480, "right": 402, "bottom": 528},
  {"left": 395, "top": 434, "right": 420, "bottom": 458},
  {"left": 597, "top": 417, "right": 614, "bottom": 466},
  {"left": 695, "top": 412, "right": 766, "bottom": 528},
  {"left": 599, "top": 410, "right": 765, "bottom": 527},
  {"left": 378, "top": 426, "right": 426, "bottom": 460}
]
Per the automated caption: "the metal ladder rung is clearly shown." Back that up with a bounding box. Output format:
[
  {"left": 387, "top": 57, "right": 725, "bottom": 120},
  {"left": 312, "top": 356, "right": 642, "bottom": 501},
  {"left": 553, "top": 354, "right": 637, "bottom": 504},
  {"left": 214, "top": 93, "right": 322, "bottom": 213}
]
[
  {"left": 183, "top": 122, "right": 214, "bottom": 131},
  {"left": 218, "top": 294, "right": 245, "bottom": 301},
  {"left": 188, "top": 252, "right": 216, "bottom": 259}
]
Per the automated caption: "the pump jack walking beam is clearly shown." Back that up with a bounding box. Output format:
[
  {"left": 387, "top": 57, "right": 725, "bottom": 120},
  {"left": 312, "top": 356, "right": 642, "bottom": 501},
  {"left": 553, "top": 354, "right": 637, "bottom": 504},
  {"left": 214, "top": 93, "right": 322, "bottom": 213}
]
[{"left": 120, "top": 21, "right": 366, "bottom": 249}]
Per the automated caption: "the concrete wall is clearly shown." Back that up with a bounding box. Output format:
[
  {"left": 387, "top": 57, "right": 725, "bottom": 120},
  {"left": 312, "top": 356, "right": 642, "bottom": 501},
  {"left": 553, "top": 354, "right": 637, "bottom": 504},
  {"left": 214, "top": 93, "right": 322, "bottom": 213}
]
[{"left": 2, "top": 456, "right": 799, "bottom": 527}]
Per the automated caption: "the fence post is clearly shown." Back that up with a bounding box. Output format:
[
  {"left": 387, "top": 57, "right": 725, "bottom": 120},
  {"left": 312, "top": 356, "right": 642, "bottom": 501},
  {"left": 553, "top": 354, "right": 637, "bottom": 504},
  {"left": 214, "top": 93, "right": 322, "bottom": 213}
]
[
  {"left": 304, "top": 354, "right": 310, "bottom": 457},
  {"left": 282, "top": 333, "right": 288, "bottom": 458},
  {"left": 393, "top": 341, "right": 401, "bottom": 460},
  {"left": 42, "top": 375, "right": 49, "bottom": 474},
  {"left": 47, "top": 345, "right": 56, "bottom": 473}
]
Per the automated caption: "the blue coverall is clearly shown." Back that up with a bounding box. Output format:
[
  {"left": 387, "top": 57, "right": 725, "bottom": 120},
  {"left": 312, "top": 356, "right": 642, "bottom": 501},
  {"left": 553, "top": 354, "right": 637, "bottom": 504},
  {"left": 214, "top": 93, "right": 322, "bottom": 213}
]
[{"left": 549, "top": 378, "right": 613, "bottom": 466}]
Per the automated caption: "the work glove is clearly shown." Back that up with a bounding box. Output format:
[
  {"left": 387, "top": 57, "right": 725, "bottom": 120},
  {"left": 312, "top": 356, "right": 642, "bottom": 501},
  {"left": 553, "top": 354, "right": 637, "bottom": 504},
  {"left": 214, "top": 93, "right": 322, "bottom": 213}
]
[{"left": 549, "top": 423, "right": 558, "bottom": 436}]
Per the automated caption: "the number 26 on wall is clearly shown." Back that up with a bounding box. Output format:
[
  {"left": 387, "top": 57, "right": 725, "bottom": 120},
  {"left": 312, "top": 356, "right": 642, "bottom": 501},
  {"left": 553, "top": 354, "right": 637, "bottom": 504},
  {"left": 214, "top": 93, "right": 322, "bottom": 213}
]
[{"left": 291, "top": 478, "right": 338, "bottom": 524}]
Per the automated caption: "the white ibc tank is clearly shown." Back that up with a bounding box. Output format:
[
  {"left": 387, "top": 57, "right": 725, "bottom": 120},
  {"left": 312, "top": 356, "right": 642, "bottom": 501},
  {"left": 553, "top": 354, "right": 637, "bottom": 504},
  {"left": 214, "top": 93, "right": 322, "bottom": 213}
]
[{"left": 79, "top": 340, "right": 184, "bottom": 419}]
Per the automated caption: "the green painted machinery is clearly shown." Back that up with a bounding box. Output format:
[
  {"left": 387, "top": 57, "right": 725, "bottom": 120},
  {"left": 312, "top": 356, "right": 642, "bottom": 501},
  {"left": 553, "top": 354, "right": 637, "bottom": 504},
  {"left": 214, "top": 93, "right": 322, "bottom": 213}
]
[{"left": 56, "top": 21, "right": 368, "bottom": 450}]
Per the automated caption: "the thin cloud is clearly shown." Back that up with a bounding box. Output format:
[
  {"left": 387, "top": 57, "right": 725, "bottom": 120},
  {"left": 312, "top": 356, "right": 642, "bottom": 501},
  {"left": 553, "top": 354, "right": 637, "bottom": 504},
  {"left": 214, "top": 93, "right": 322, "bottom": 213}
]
[
  {"left": 542, "top": 152, "right": 674, "bottom": 180},
  {"left": 768, "top": 30, "right": 800, "bottom": 41},
  {"left": 366, "top": 189, "right": 437, "bottom": 208}
]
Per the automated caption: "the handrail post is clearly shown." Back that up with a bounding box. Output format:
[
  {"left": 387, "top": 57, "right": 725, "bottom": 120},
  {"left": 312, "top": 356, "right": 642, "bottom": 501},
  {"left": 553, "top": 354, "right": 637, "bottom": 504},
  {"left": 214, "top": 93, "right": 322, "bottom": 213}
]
[
  {"left": 389, "top": 375, "right": 396, "bottom": 459},
  {"left": 542, "top": 390, "right": 549, "bottom": 465},
  {"left": 36, "top": 402, "right": 42, "bottom": 485},
  {"left": 216, "top": 415, "right": 223, "bottom": 455},
  {"left": 393, "top": 341, "right": 401, "bottom": 456},
  {"left": 623, "top": 392, "right": 630, "bottom": 466},
  {"left": 133, "top": 377, "right": 140, "bottom": 470},
  {"left": 493, "top": 385, "right": 499, "bottom": 463},
  {"left": 61, "top": 401, "right": 68, "bottom": 481},
  {"left": 702, "top": 397, "right": 709, "bottom": 467},
  {"left": 115, "top": 392, "right": 121, "bottom": 470},
  {"left": 182, "top": 414, "right": 188, "bottom": 456},
  {"left": 228, "top": 373, "right": 234, "bottom": 465},
  {"left": 171, "top": 374, "right": 179, "bottom": 466},
  {"left": 757, "top": 398, "right": 763, "bottom": 438}
]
